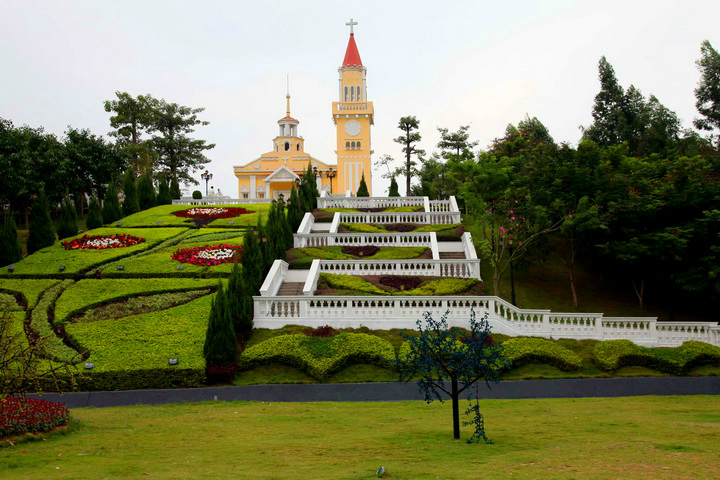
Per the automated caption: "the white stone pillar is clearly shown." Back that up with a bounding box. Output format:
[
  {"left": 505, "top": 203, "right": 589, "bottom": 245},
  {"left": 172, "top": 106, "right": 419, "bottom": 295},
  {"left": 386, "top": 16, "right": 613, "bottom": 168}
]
[{"left": 250, "top": 176, "right": 257, "bottom": 199}]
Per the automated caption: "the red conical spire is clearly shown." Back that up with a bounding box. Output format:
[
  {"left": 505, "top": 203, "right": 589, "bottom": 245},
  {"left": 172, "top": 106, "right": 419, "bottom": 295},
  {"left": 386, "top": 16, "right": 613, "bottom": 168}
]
[{"left": 342, "top": 33, "right": 363, "bottom": 68}]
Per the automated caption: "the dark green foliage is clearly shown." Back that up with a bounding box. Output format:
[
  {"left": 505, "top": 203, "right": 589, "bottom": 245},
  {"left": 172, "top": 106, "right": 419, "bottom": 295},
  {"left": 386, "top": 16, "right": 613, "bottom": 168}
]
[
  {"left": 74, "top": 368, "right": 204, "bottom": 391},
  {"left": 265, "top": 201, "right": 292, "bottom": 264},
  {"left": 0, "top": 215, "right": 22, "bottom": 266},
  {"left": 56, "top": 196, "right": 78, "bottom": 240},
  {"left": 287, "top": 186, "right": 304, "bottom": 233},
  {"left": 256, "top": 215, "right": 274, "bottom": 274},
  {"left": 394, "top": 116, "right": 425, "bottom": 196},
  {"left": 86, "top": 196, "right": 103, "bottom": 230},
  {"left": 395, "top": 310, "right": 509, "bottom": 443},
  {"left": 203, "top": 283, "right": 237, "bottom": 366},
  {"left": 26, "top": 190, "right": 56, "bottom": 254},
  {"left": 388, "top": 177, "right": 400, "bottom": 197},
  {"left": 241, "top": 227, "right": 264, "bottom": 294},
  {"left": 102, "top": 181, "right": 123, "bottom": 224},
  {"left": 104, "top": 91, "right": 158, "bottom": 172},
  {"left": 156, "top": 176, "right": 171, "bottom": 205},
  {"left": 192, "top": 190, "right": 202, "bottom": 200},
  {"left": 356, "top": 172, "right": 369, "bottom": 197},
  {"left": 121, "top": 169, "right": 139, "bottom": 216},
  {"left": 170, "top": 176, "right": 182, "bottom": 199},
  {"left": 299, "top": 161, "right": 319, "bottom": 211},
  {"left": 137, "top": 171, "right": 157, "bottom": 210},
  {"left": 694, "top": 40, "right": 720, "bottom": 146},
  {"left": 226, "top": 260, "right": 251, "bottom": 337},
  {"left": 502, "top": 337, "right": 582, "bottom": 371},
  {"left": 593, "top": 339, "right": 720, "bottom": 374}
]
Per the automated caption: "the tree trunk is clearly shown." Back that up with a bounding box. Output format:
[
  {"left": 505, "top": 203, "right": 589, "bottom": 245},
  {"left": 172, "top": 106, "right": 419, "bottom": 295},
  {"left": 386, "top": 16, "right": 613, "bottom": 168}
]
[
  {"left": 451, "top": 377, "right": 460, "bottom": 440},
  {"left": 569, "top": 267, "right": 578, "bottom": 307},
  {"left": 632, "top": 277, "right": 645, "bottom": 309},
  {"left": 405, "top": 154, "right": 411, "bottom": 197}
]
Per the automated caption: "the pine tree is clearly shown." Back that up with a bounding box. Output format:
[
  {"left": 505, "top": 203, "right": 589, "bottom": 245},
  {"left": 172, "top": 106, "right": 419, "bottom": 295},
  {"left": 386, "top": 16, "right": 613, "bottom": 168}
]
[
  {"left": 694, "top": 40, "right": 720, "bottom": 146},
  {"left": 86, "top": 196, "right": 103, "bottom": 230},
  {"left": 356, "top": 172, "right": 369, "bottom": 197},
  {"left": 102, "top": 181, "right": 123, "bottom": 224},
  {"left": 241, "top": 226, "right": 264, "bottom": 295},
  {"left": 257, "top": 215, "right": 273, "bottom": 275},
  {"left": 137, "top": 171, "right": 157, "bottom": 210},
  {"left": 56, "top": 196, "right": 78, "bottom": 240},
  {"left": 156, "top": 176, "right": 172, "bottom": 205},
  {"left": 203, "top": 282, "right": 238, "bottom": 366},
  {"left": 277, "top": 199, "right": 293, "bottom": 251},
  {"left": 121, "top": 169, "right": 139, "bottom": 216},
  {"left": 389, "top": 177, "right": 400, "bottom": 197},
  {"left": 27, "top": 190, "right": 56, "bottom": 255},
  {"left": 287, "top": 185, "right": 304, "bottom": 233},
  {"left": 225, "top": 259, "right": 246, "bottom": 336},
  {"left": 301, "top": 161, "right": 319, "bottom": 211},
  {"left": 170, "top": 176, "right": 182, "bottom": 200},
  {"left": 0, "top": 215, "right": 22, "bottom": 267}
]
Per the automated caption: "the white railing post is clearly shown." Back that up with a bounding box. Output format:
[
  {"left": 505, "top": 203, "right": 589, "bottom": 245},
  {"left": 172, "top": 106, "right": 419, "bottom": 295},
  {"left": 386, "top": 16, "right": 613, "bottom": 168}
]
[
  {"left": 259, "top": 260, "right": 288, "bottom": 296},
  {"left": 430, "top": 232, "right": 440, "bottom": 260},
  {"left": 423, "top": 197, "right": 431, "bottom": 212},
  {"left": 303, "top": 260, "right": 322, "bottom": 296},
  {"left": 329, "top": 212, "right": 341, "bottom": 234},
  {"left": 449, "top": 195, "right": 460, "bottom": 213}
]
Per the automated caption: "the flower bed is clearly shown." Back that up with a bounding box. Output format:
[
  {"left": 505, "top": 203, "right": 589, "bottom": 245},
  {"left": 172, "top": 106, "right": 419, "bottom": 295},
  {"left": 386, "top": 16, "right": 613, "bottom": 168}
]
[
  {"left": 62, "top": 234, "right": 145, "bottom": 250},
  {"left": 1, "top": 397, "right": 71, "bottom": 439},
  {"left": 172, "top": 207, "right": 254, "bottom": 219},
  {"left": 171, "top": 244, "right": 244, "bottom": 266}
]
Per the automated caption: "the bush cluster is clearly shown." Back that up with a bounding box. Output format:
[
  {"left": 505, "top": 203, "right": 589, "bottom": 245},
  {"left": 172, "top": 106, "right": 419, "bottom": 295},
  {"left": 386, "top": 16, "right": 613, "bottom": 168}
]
[
  {"left": 502, "top": 337, "right": 582, "bottom": 371},
  {"left": 0, "top": 397, "right": 71, "bottom": 439},
  {"left": 385, "top": 223, "right": 415, "bottom": 232},
  {"left": 238, "top": 333, "right": 395, "bottom": 380},
  {"left": 341, "top": 245, "right": 380, "bottom": 257},
  {"left": 593, "top": 339, "right": 720, "bottom": 374},
  {"left": 379, "top": 275, "right": 423, "bottom": 290}
]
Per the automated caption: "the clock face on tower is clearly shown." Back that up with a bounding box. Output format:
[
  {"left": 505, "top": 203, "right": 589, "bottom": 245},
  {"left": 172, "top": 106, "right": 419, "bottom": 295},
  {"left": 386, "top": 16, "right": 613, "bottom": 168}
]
[{"left": 344, "top": 119, "right": 362, "bottom": 136}]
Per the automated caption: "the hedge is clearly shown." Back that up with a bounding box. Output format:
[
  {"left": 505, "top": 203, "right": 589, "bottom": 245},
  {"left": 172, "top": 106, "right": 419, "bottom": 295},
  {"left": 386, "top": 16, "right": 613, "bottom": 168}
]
[
  {"left": 288, "top": 246, "right": 431, "bottom": 269},
  {"left": 593, "top": 339, "right": 720, "bottom": 374},
  {"left": 72, "top": 368, "right": 205, "bottom": 391},
  {"left": 54, "top": 278, "right": 218, "bottom": 323},
  {"left": 117, "top": 204, "right": 271, "bottom": 228},
  {"left": 238, "top": 333, "right": 395, "bottom": 380},
  {"left": 0, "top": 279, "right": 59, "bottom": 308},
  {"left": 316, "top": 273, "right": 480, "bottom": 296},
  {"left": 28, "top": 280, "right": 83, "bottom": 364},
  {"left": 340, "top": 223, "right": 386, "bottom": 233},
  {"left": 502, "top": 337, "right": 582, "bottom": 371},
  {"left": 9, "top": 227, "right": 186, "bottom": 275}
]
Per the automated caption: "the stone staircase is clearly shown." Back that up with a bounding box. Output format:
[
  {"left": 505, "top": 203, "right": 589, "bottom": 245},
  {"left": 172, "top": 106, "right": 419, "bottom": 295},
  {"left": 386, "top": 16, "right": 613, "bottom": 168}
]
[
  {"left": 277, "top": 282, "right": 305, "bottom": 296},
  {"left": 439, "top": 252, "right": 465, "bottom": 259}
]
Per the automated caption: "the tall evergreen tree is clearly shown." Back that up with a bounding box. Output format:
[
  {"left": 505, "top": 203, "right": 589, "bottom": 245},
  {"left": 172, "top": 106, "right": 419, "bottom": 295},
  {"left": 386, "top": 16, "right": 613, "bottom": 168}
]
[
  {"left": 584, "top": 56, "right": 627, "bottom": 146},
  {"left": 277, "top": 200, "right": 293, "bottom": 252},
  {"left": 225, "top": 259, "right": 247, "bottom": 337},
  {"left": 104, "top": 91, "right": 158, "bottom": 173},
  {"left": 300, "top": 162, "right": 320, "bottom": 211},
  {"left": 388, "top": 177, "right": 400, "bottom": 197},
  {"left": 169, "top": 176, "right": 182, "bottom": 200},
  {"left": 241, "top": 226, "right": 264, "bottom": 295},
  {"left": 286, "top": 186, "right": 304, "bottom": 233},
  {"left": 121, "top": 169, "right": 139, "bottom": 216},
  {"left": 0, "top": 215, "right": 22, "bottom": 267},
  {"left": 356, "top": 172, "right": 369, "bottom": 197},
  {"left": 394, "top": 116, "right": 425, "bottom": 196},
  {"left": 694, "top": 40, "right": 720, "bottom": 147},
  {"left": 102, "top": 181, "right": 123, "bottom": 224},
  {"left": 156, "top": 176, "right": 171, "bottom": 205},
  {"left": 86, "top": 195, "right": 103, "bottom": 230},
  {"left": 256, "top": 215, "right": 273, "bottom": 275},
  {"left": 203, "top": 282, "right": 237, "bottom": 366},
  {"left": 56, "top": 196, "right": 78, "bottom": 240},
  {"left": 27, "top": 190, "right": 55, "bottom": 254},
  {"left": 137, "top": 170, "right": 157, "bottom": 210}
]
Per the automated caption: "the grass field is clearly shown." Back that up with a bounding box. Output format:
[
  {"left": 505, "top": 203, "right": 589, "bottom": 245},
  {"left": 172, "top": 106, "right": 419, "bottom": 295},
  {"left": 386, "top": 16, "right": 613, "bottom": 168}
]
[{"left": 1, "top": 396, "right": 719, "bottom": 479}]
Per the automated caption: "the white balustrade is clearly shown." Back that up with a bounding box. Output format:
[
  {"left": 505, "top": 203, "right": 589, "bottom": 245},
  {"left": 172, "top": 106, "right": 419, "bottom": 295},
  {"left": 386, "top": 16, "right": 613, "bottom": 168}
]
[
  {"left": 259, "top": 260, "right": 289, "bottom": 297},
  {"left": 297, "top": 212, "right": 315, "bottom": 235},
  {"left": 293, "top": 231, "right": 437, "bottom": 249},
  {"left": 172, "top": 198, "right": 272, "bottom": 205},
  {"left": 317, "top": 196, "right": 425, "bottom": 209},
  {"left": 429, "top": 200, "right": 452, "bottom": 212},
  {"left": 332, "top": 211, "right": 461, "bottom": 227},
  {"left": 655, "top": 322, "right": 720, "bottom": 347},
  {"left": 313, "top": 259, "right": 482, "bottom": 279}
]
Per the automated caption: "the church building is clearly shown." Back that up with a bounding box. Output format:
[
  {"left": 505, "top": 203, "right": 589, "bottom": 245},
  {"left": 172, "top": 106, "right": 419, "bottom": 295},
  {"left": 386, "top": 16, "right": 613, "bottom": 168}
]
[{"left": 233, "top": 21, "right": 374, "bottom": 199}]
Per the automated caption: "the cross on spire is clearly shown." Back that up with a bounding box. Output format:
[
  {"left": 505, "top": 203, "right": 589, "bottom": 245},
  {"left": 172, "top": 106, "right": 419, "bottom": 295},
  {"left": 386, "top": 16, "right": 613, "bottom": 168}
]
[{"left": 346, "top": 18, "right": 358, "bottom": 34}]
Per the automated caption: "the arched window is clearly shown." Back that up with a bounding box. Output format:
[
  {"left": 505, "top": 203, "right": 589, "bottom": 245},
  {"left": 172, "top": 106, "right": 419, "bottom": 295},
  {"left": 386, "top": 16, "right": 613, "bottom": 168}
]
[
  {"left": 350, "top": 87, "right": 354, "bottom": 101},
  {"left": 284, "top": 142, "right": 290, "bottom": 151},
  {"left": 345, "top": 141, "right": 350, "bottom": 149},
  {"left": 357, "top": 141, "right": 361, "bottom": 149},
  {"left": 351, "top": 141, "right": 356, "bottom": 149},
  {"left": 296, "top": 143, "right": 300, "bottom": 151},
  {"left": 356, "top": 86, "right": 361, "bottom": 101},
  {"left": 344, "top": 86, "right": 348, "bottom": 102}
]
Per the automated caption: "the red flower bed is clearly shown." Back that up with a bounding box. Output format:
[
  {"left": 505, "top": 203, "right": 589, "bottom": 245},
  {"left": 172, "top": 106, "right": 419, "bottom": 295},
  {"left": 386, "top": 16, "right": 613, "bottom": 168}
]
[
  {"left": 1, "top": 397, "right": 70, "bottom": 439},
  {"left": 172, "top": 207, "right": 254, "bottom": 219},
  {"left": 341, "top": 245, "right": 380, "bottom": 257},
  {"left": 171, "top": 244, "right": 244, "bottom": 266},
  {"left": 61, "top": 234, "right": 146, "bottom": 250}
]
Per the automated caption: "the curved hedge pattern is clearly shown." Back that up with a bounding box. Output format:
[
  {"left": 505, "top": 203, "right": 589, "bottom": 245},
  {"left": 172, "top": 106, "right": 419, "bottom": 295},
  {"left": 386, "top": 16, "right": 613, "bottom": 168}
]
[
  {"left": 503, "top": 337, "right": 582, "bottom": 371},
  {"left": 593, "top": 339, "right": 720, "bottom": 374},
  {"left": 238, "top": 333, "right": 395, "bottom": 380}
]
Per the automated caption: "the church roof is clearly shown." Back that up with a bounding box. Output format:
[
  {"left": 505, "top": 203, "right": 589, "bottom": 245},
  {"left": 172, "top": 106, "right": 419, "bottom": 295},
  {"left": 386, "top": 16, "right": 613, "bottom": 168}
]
[
  {"left": 278, "top": 115, "right": 299, "bottom": 123},
  {"left": 342, "top": 33, "right": 363, "bottom": 68}
]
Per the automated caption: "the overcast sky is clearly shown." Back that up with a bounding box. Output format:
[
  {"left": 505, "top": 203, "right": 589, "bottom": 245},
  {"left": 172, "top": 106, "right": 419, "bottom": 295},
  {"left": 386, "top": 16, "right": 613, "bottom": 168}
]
[{"left": 1, "top": 0, "right": 718, "bottom": 196}]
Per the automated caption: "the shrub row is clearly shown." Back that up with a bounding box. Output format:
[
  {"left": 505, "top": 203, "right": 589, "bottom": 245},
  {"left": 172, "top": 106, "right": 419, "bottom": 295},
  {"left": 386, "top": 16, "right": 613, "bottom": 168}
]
[
  {"left": 0, "top": 279, "right": 59, "bottom": 308},
  {"left": 502, "top": 337, "right": 582, "bottom": 371},
  {"left": 72, "top": 368, "right": 205, "bottom": 391},
  {"left": 593, "top": 339, "right": 720, "bottom": 374},
  {"left": 238, "top": 333, "right": 395, "bottom": 380},
  {"left": 29, "top": 280, "right": 84, "bottom": 364}
]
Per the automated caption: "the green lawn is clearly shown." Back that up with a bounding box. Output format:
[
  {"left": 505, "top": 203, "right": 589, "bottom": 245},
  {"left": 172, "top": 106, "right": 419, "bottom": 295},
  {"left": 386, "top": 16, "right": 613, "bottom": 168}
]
[
  {"left": 2, "top": 396, "right": 719, "bottom": 479},
  {"left": 117, "top": 203, "right": 272, "bottom": 228}
]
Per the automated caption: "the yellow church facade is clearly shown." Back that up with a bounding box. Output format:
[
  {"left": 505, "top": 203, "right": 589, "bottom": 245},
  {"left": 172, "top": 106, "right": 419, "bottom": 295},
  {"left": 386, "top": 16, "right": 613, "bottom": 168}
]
[{"left": 234, "top": 22, "right": 373, "bottom": 199}]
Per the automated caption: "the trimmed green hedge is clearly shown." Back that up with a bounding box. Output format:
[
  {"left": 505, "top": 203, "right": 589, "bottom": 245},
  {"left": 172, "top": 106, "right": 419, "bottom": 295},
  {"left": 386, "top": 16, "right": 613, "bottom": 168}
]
[
  {"left": 340, "top": 223, "right": 386, "bottom": 233},
  {"left": 73, "top": 368, "right": 205, "bottom": 391},
  {"left": 593, "top": 339, "right": 720, "bottom": 374},
  {"left": 54, "top": 278, "right": 218, "bottom": 323},
  {"left": 238, "top": 333, "right": 395, "bottom": 380},
  {"left": 28, "top": 280, "right": 83, "bottom": 364},
  {"left": 9, "top": 227, "right": 186, "bottom": 275},
  {"left": 502, "top": 337, "right": 582, "bottom": 371},
  {"left": 316, "top": 273, "right": 479, "bottom": 296},
  {"left": 0, "top": 279, "right": 59, "bottom": 308}
]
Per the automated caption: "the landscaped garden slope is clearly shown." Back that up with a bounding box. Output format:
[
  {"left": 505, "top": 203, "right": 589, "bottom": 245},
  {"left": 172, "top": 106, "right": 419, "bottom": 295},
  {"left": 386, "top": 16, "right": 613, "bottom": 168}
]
[
  {"left": 339, "top": 222, "right": 464, "bottom": 240},
  {"left": 286, "top": 246, "right": 430, "bottom": 269},
  {"left": 2, "top": 396, "right": 719, "bottom": 479},
  {"left": 115, "top": 204, "right": 270, "bottom": 227}
]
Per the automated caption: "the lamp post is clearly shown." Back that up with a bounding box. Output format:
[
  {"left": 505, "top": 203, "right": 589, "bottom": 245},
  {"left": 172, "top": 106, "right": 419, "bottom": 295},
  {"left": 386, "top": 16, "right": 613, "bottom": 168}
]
[
  {"left": 508, "top": 238, "right": 516, "bottom": 306},
  {"left": 201, "top": 170, "right": 213, "bottom": 196},
  {"left": 326, "top": 167, "right": 336, "bottom": 194}
]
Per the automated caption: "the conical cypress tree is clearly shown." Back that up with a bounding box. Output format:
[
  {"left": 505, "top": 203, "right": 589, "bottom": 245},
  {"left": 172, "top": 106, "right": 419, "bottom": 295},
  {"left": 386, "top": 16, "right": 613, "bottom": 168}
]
[
  {"left": 102, "top": 181, "right": 123, "bottom": 224},
  {"left": 276, "top": 200, "right": 293, "bottom": 252},
  {"left": 287, "top": 186, "right": 304, "bottom": 233},
  {"left": 389, "top": 177, "right": 400, "bottom": 197},
  {"left": 27, "top": 190, "right": 56, "bottom": 254},
  {"left": 137, "top": 171, "right": 157, "bottom": 210},
  {"left": 356, "top": 172, "right": 369, "bottom": 197},
  {"left": 257, "top": 215, "right": 273, "bottom": 275},
  {"left": 226, "top": 259, "right": 253, "bottom": 338},
  {"left": 157, "top": 176, "right": 172, "bottom": 205},
  {"left": 0, "top": 215, "right": 22, "bottom": 267},
  {"left": 203, "top": 282, "right": 238, "bottom": 366},
  {"left": 86, "top": 196, "right": 103, "bottom": 230},
  {"left": 241, "top": 225, "right": 264, "bottom": 295},
  {"left": 122, "top": 169, "right": 139, "bottom": 216},
  {"left": 170, "top": 176, "right": 182, "bottom": 200},
  {"left": 56, "top": 196, "right": 78, "bottom": 240}
]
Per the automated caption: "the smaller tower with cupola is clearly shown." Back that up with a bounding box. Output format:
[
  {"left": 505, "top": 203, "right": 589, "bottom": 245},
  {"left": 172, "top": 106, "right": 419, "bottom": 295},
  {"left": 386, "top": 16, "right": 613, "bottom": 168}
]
[{"left": 333, "top": 19, "right": 373, "bottom": 195}]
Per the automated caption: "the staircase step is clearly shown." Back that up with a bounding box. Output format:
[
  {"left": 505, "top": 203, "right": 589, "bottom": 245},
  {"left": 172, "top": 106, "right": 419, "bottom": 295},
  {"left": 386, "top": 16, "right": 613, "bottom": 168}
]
[
  {"left": 277, "top": 282, "right": 305, "bottom": 295},
  {"left": 439, "top": 252, "right": 465, "bottom": 259}
]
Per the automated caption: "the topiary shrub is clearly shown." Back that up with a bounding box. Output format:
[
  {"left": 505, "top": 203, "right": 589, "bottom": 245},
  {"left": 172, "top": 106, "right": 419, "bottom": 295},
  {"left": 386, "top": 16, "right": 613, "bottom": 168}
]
[
  {"left": 238, "top": 333, "right": 395, "bottom": 380},
  {"left": 56, "top": 196, "right": 78, "bottom": 240},
  {"left": 192, "top": 190, "right": 202, "bottom": 200},
  {"left": 27, "top": 190, "right": 56, "bottom": 255},
  {"left": 86, "top": 196, "right": 103, "bottom": 230},
  {"left": 593, "top": 339, "right": 720, "bottom": 374},
  {"left": 502, "top": 337, "right": 582, "bottom": 371},
  {"left": 0, "top": 215, "right": 22, "bottom": 267},
  {"left": 306, "top": 325, "right": 337, "bottom": 338}
]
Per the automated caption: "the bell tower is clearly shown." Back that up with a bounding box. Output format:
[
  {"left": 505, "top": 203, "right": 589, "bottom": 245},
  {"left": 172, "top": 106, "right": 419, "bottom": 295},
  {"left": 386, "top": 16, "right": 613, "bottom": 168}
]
[{"left": 333, "top": 19, "right": 373, "bottom": 195}]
